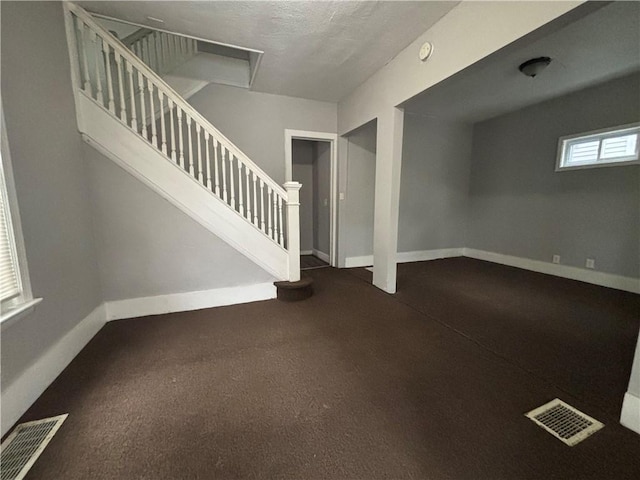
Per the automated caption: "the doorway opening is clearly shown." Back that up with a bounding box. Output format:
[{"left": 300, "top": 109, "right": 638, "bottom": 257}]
[{"left": 285, "top": 130, "right": 338, "bottom": 268}]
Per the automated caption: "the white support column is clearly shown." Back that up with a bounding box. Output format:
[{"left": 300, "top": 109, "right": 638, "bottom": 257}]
[
  {"left": 372, "top": 107, "right": 404, "bottom": 294},
  {"left": 284, "top": 181, "right": 302, "bottom": 282}
]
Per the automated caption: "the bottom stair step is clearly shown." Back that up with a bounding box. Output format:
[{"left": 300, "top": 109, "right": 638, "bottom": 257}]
[{"left": 273, "top": 276, "right": 314, "bottom": 302}]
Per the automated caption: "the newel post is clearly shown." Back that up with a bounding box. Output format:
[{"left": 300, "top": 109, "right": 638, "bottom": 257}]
[{"left": 284, "top": 181, "right": 302, "bottom": 282}]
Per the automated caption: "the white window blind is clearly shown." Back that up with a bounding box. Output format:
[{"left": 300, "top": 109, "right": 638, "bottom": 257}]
[
  {"left": 557, "top": 124, "right": 640, "bottom": 170},
  {"left": 0, "top": 153, "right": 22, "bottom": 303}
]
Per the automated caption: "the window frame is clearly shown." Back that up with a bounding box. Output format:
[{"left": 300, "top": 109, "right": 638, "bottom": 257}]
[
  {"left": 556, "top": 123, "right": 640, "bottom": 171},
  {"left": 1, "top": 100, "right": 40, "bottom": 329}
]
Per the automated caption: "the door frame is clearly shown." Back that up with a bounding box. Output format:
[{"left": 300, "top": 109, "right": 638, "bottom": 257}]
[{"left": 284, "top": 129, "right": 338, "bottom": 267}]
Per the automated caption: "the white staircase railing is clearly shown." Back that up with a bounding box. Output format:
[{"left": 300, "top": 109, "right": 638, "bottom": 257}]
[
  {"left": 121, "top": 27, "right": 198, "bottom": 78},
  {"left": 64, "top": 2, "right": 301, "bottom": 281}
]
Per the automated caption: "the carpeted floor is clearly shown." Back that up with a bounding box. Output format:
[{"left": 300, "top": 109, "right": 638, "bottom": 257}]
[{"left": 14, "top": 260, "right": 640, "bottom": 479}]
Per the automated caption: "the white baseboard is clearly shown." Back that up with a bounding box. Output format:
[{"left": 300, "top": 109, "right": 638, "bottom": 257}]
[
  {"left": 397, "top": 248, "right": 464, "bottom": 263},
  {"left": 1, "top": 304, "right": 106, "bottom": 437},
  {"left": 313, "top": 249, "right": 330, "bottom": 263},
  {"left": 105, "top": 282, "right": 277, "bottom": 321},
  {"left": 463, "top": 248, "right": 640, "bottom": 294},
  {"left": 300, "top": 250, "right": 313, "bottom": 256},
  {"left": 345, "top": 255, "right": 373, "bottom": 268},
  {"left": 345, "top": 249, "right": 463, "bottom": 269},
  {"left": 621, "top": 392, "right": 640, "bottom": 435}
]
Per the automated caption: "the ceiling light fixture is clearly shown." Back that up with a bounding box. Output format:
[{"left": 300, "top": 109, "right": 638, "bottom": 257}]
[{"left": 518, "top": 57, "right": 552, "bottom": 78}]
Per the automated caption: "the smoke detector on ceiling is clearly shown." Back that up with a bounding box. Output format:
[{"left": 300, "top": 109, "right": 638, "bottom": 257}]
[{"left": 419, "top": 42, "right": 434, "bottom": 62}]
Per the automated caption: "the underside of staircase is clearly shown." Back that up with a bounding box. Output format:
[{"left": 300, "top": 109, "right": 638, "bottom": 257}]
[{"left": 63, "top": 2, "right": 305, "bottom": 295}]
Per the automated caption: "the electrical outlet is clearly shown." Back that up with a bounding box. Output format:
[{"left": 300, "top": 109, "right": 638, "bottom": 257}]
[
  {"left": 552, "top": 255, "right": 560, "bottom": 264},
  {"left": 339, "top": 192, "right": 345, "bottom": 200},
  {"left": 586, "top": 258, "right": 595, "bottom": 269}
]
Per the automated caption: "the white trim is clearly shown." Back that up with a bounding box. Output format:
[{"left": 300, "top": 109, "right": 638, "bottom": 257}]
[
  {"left": 300, "top": 250, "right": 313, "bottom": 256},
  {"left": 105, "top": 282, "right": 276, "bottom": 321},
  {"left": 345, "top": 255, "right": 373, "bottom": 268},
  {"left": 463, "top": 248, "right": 640, "bottom": 294},
  {"left": 620, "top": 392, "right": 640, "bottom": 435},
  {"left": 346, "top": 248, "right": 464, "bottom": 269},
  {"left": 312, "top": 249, "right": 330, "bottom": 263},
  {"left": 0, "top": 297, "right": 43, "bottom": 332},
  {"left": 1, "top": 304, "right": 106, "bottom": 437},
  {"left": 397, "top": 248, "right": 464, "bottom": 263},
  {"left": 284, "top": 129, "right": 339, "bottom": 268}
]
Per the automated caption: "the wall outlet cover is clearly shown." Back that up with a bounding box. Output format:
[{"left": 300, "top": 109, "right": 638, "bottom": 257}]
[
  {"left": 552, "top": 255, "right": 560, "bottom": 264},
  {"left": 586, "top": 259, "right": 595, "bottom": 269}
]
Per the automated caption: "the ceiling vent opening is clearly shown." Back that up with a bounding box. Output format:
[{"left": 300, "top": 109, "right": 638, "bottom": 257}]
[{"left": 525, "top": 399, "right": 604, "bottom": 446}]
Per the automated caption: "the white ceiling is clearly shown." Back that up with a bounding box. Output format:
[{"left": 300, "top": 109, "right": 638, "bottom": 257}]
[
  {"left": 78, "top": 1, "right": 459, "bottom": 103},
  {"left": 402, "top": 1, "right": 640, "bottom": 124}
]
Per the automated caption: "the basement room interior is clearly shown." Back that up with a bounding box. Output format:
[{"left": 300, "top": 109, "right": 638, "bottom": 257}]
[{"left": 1, "top": 1, "right": 639, "bottom": 479}]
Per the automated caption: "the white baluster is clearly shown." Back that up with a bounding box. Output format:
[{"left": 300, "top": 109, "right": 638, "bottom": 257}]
[
  {"left": 229, "top": 154, "right": 236, "bottom": 209},
  {"left": 278, "top": 195, "right": 284, "bottom": 246},
  {"left": 149, "top": 82, "right": 157, "bottom": 146},
  {"left": 187, "top": 116, "right": 194, "bottom": 175},
  {"left": 252, "top": 174, "right": 258, "bottom": 227},
  {"left": 267, "top": 189, "right": 273, "bottom": 239},
  {"left": 205, "top": 132, "right": 212, "bottom": 189},
  {"left": 221, "top": 146, "right": 228, "bottom": 203},
  {"left": 177, "top": 108, "right": 185, "bottom": 168},
  {"left": 91, "top": 31, "right": 103, "bottom": 104},
  {"left": 103, "top": 42, "right": 116, "bottom": 113},
  {"left": 116, "top": 53, "right": 127, "bottom": 122},
  {"left": 78, "top": 21, "right": 92, "bottom": 94},
  {"left": 169, "top": 99, "right": 177, "bottom": 162},
  {"left": 259, "top": 180, "right": 266, "bottom": 232},
  {"left": 196, "top": 125, "right": 203, "bottom": 183},
  {"left": 126, "top": 61, "right": 137, "bottom": 131},
  {"left": 159, "top": 92, "right": 167, "bottom": 154},
  {"left": 138, "top": 73, "right": 147, "bottom": 138},
  {"left": 145, "top": 35, "right": 153, "bottom": 69},
  {"left": 213, "top": 139, "right": 221, "bottom": 197},
  {"left": 154, "top": 32, "right": 161, "bottom": 72},
  {"left": 238, "top": 161, "right": 245, "bottom": 217},
  {"left": 245, "top": 165, "right": 251, "bottom": 220}
]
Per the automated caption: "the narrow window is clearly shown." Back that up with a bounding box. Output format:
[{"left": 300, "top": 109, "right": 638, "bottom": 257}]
[{"left": 557, "top": 124, "right": 639, "bottom": 170}]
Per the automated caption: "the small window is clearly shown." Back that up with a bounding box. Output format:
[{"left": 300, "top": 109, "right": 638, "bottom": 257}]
[
  {"left": 1, "top": 102, "right": 39, "bottom": 327},
  {"left": 0, "top": 151, "right": 23, "bottom": 304},
  {"left": 556, "top": 124, "right": 640, "bottom": 171}
]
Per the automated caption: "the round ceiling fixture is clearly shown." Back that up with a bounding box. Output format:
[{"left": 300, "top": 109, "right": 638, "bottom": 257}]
[
  {"left": 419, "top": 42, "right": 434, "bottom": 62},
  {"left": 518, "top": 57, "right": 552, "bottom": 78}
]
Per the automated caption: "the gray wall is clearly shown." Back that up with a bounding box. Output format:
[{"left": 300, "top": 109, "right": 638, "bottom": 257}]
[
  {"left": 1, "top": 1, "right": 102, "bottom": 387},
  {"left": 188, "top": 84, "right": 337, "bottom": 184},
  {"left": 398, "top": 114, "right": 473, "bottom": 252},
  {"left": 468, "top": 73, "right": 640, "bottom": 278},
  {"left": 343, "top": 121, "right": 376, "bottom": 260},
  {"left": 292, "top": 140, "right": 331, "bottom": 255},
  {"left": 292, "top": 140, "right": 314, "bottom": 253},
  {"left": 86, "top": 146, "right": 274, "bottom": 301},
  {"left": 314, "top": 142, "right": 331, "bottom": 255}
]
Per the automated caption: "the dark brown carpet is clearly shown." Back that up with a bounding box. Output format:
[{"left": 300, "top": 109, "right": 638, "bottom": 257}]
[
  {"left": 300, "top": 255, "right": 329, "bottom": 270},
  {"left": 14, "top": 262, "right": 640, "bottom": 479}
]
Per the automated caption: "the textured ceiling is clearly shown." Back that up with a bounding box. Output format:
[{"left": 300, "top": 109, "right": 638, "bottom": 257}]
[
  {"left": 403, "top": 1, "right": 640, "bottom": 123},
  {"left": 78, "top": 1, "right": 459, "bottom": 102}
]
